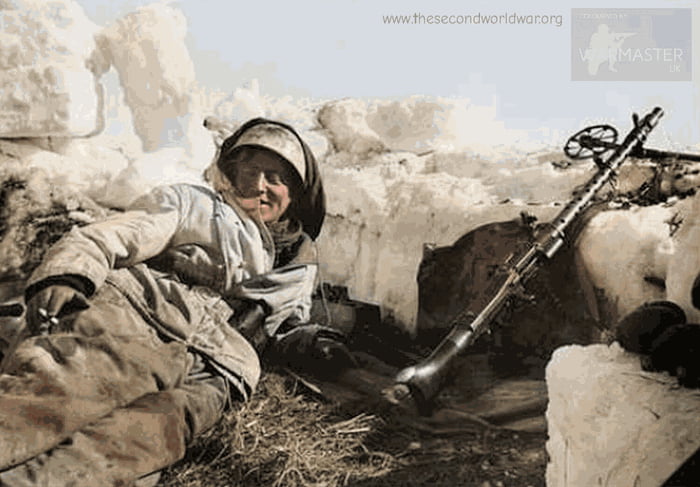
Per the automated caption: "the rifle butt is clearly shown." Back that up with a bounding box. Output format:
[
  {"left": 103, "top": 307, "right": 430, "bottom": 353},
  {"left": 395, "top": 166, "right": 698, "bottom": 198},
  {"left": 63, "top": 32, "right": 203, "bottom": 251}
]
[{"left": 388, "top": 324, "right": 476, "bottom": 415}]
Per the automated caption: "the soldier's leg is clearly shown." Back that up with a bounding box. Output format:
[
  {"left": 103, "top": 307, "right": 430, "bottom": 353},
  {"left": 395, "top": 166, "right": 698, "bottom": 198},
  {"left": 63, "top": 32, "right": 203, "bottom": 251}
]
[
  {"left": 0, "top": 359, "right": 229, "bottom": 487},
  {"left": 0, "top": 283, "right": 190, "bottom": 470}
]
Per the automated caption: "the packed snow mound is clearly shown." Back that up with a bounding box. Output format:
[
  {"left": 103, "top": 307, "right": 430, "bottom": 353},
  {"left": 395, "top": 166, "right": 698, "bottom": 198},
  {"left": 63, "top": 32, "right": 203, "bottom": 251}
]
[
  {"left": 316, "top": 146, "right": 574, "bottom": 327},
  {"left": 576, "top": 203, "right": 678, "bottom": 326},
  {"left": 210, "top": 81, "right": 330, "bottom": 159},
  {"left": 95, "top": 2, "right": 200, "bottom": 153},
  {"left": 0, "top": 0, "right": 99, "bottom": 66},
  {"left": 318, "top": 95, "right": 558, "bottom": 160},
  {"left": 664, "top": 193, "right": 700, "bottom": 323},
  {"left": 366, "top": 97, "right": 444, "bottom": 153},
  {"left": 0, "top": 0, "right": 102, "bottom": 136},
  {"left": 318, "top": 99, "right": 387, "bottom": 155},
  {"left": 82, "top": 2, "right": 217, "bottom": 207},
  {"left": 576, "top": 193, "right": 700, "bottom": 328},
  {"left": 0, "top": 138, "right": 129, "bottom": 206}
]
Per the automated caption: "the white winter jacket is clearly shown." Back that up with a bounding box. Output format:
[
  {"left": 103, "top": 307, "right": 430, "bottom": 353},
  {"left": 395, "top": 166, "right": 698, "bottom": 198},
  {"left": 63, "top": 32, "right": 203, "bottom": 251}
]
[{"left": 27, "top": 183, "right": 318, "bottom": 398}]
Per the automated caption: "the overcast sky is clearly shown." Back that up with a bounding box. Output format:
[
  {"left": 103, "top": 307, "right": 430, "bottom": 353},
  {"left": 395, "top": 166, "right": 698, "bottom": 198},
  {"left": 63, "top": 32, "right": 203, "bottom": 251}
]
[{"left": 78, "top": 0, "right": 698, "bottom": 148}]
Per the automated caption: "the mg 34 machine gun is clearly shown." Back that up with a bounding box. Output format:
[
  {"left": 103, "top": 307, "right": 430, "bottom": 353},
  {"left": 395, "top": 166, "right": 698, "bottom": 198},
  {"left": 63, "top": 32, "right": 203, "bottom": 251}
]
[{"left": 385, "top": 107, "right": 675, "bottom": 414}]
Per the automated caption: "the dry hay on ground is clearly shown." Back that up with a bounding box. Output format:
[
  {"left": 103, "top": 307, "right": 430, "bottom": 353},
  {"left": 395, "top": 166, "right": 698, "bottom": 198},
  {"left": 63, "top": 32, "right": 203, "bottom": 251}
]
[
  {"left": 160, "top": 370, "right": 547, "bottom": 487},
  {"left": 159, "top": 371, "right": 395, "bottom": 487}
]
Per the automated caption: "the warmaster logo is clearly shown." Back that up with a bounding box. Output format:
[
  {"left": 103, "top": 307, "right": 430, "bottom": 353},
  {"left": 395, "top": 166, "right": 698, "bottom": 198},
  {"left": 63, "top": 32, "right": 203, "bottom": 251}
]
[{"left": 571, "top": 9, "right": 691, "bottom": 81}]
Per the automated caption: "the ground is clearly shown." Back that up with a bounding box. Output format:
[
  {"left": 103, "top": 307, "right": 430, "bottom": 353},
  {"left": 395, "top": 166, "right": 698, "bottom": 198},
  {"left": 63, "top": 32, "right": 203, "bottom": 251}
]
[{"left": 160, "top": 370, "right": 547, "bottom": 487}]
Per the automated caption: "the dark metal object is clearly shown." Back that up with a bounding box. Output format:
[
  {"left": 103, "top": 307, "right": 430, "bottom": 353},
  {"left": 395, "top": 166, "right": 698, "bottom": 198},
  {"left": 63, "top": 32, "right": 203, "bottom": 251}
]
[
  {"left": 564, "top": 124, "right": 618, "bottom": 160},
  {"left": 565, "top": 123, "right": 700, "bottom": 163},
  {"left": 386, "top": 107, "right": 665, "bottom": 414}
]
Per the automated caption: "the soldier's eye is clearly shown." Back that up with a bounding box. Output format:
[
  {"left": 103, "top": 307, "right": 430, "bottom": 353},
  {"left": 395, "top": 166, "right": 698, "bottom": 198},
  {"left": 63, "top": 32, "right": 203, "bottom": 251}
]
[{"left": 265, "top": 172, "right": 285, "bottom": 185}]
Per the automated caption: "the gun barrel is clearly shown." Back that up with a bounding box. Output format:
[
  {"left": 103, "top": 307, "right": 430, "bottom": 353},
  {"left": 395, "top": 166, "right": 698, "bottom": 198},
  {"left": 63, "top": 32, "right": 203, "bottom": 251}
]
[
  {"left": 540, "top": 107, "right": 663, "bottom": 256},
  {"left": 387, "top": 107, "right": 664, "bottom": 413}
]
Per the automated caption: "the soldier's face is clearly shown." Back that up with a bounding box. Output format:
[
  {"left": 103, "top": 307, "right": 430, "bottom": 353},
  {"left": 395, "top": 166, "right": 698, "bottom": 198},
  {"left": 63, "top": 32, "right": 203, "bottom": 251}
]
[{"left": 231, "top": 149, "right": 296, "bottom": 223}]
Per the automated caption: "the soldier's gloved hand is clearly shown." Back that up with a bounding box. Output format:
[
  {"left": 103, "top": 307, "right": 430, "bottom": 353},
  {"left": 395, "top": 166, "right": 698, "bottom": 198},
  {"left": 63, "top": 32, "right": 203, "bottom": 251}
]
[
  {"left": 269, "top": 323, "right": 357, "bottom": 378},
  {"left": 25, "top": 285, "right": 89, "bottom": 335}
]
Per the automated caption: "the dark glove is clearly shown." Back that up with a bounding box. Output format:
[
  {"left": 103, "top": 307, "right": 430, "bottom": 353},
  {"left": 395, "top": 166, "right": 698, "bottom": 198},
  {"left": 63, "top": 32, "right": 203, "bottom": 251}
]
[
  {"left": 25, "top": 285, "right": 90, "bottom": 335},
  {"left": 268, "top": 323, "right": 357, "bottom": 378}
]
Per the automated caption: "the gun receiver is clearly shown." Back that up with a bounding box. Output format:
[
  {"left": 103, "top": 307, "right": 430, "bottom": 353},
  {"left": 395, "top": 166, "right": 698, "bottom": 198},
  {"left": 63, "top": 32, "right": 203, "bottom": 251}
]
[{"left": 386, "top": 107, "right": 664, "bottom": 414}]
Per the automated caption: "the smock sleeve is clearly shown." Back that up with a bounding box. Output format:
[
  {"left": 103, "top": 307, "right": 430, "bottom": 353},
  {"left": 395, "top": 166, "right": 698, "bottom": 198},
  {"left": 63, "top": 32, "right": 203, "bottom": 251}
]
[{"left": 26, "top": 185, "right": 185, "bottom": 298}]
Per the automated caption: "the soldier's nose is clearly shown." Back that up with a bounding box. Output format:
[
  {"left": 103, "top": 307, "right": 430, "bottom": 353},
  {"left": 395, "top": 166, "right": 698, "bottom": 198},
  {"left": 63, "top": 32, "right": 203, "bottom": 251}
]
[{"left": 255, "top": 173, "right": 266, "bottom": 195}]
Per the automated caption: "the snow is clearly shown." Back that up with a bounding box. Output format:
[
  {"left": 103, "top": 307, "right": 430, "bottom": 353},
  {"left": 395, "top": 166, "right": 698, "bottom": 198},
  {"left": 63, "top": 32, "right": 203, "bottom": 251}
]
[
  {"left": 3, "top": 0, "right": 700, "bottom": 334},
  {"left": 96, "top": 3, "right": 199, "bottom": 151},
  {"left": 546, "top": 344, "right": 700, "bottom": 487},
  {"left": 87, "top": 1, "right": 216, "bottom": 206},
  {"left": 318, "top": 99, "right": 387, "bottom": 155},
  {"left": 575, "top": 204, "right": 678, "bottom": 324},
  {"left": 665, "top": 194, "right": 700, "bottom": 324},
  {"left": 0, "top": 0, "right": 102, "bottom": 136},
  {"left": 575, "top": 192, "right": 700, "bottom": 328}
]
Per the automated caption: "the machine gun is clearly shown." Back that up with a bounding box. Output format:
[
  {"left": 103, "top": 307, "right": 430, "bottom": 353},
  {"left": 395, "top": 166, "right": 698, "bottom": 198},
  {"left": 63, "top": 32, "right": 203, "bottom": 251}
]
[
  {"left": 384, "top": 107, "right": 665, "bottom": 414},
  {"left": 563, "top": 122, "right": 700, "bottom": 164}
]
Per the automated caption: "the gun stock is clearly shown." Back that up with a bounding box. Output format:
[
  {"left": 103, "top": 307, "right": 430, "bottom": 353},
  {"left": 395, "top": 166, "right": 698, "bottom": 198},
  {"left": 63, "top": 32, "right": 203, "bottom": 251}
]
[{"left": 386, "top": 107, "right": 664, "bottom": 414}]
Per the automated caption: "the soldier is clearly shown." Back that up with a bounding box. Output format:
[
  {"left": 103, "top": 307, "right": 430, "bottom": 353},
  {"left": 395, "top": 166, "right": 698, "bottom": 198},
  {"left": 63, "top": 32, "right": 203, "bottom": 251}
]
[{"left": 0, "top": 118, "right": 348, "bottom": 486}]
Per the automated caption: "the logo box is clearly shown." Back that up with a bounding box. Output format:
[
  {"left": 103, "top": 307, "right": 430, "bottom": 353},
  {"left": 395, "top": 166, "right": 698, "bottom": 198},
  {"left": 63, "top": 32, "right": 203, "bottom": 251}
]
[{"left": 571, "top": 8, "right": 692, "bottom": 81}]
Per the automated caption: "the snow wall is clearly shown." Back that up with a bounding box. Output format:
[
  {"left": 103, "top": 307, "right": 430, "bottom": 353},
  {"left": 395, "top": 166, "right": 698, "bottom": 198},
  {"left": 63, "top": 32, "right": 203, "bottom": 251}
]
[{"left": 2, "top": 0, "right": 700, "bottom": 335}]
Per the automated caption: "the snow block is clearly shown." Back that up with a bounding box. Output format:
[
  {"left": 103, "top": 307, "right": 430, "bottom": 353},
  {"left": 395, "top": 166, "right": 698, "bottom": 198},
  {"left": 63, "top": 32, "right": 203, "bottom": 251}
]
[
  {"left": 545, "top": 344, "right": 700, "bottom": 487},
  {"left": 0, "top": 138, "right": 128, "bottom": 205},
  {"left": 0, "top": 0, "right": 102, "bottom": 137},
  {"left": 574, "top": 205, "right": 677, "bottom": 326},
  {"left": 575, "top": 194, "right": 700, "bottom": 328},
  {"left": 316, "top": 152, "right": 569, "bottom": 330},
  {"left": 664, "top": 193, "right": 700, "bottom": 324},
  {"left": 97, "top": 3, "right": 197, "bottom": 152},
  {"left": 318, "top": 99, "right": 386, "bottom": 155}
]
